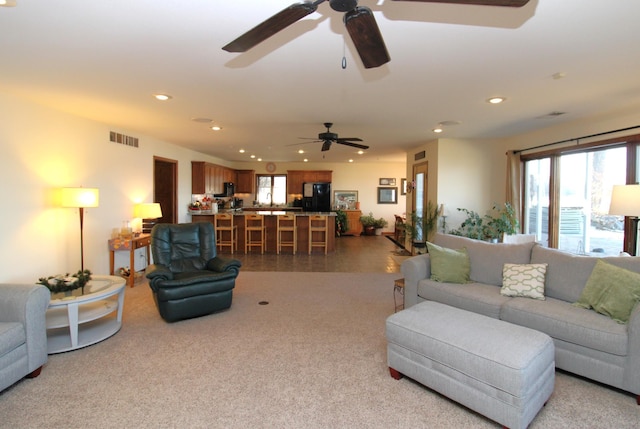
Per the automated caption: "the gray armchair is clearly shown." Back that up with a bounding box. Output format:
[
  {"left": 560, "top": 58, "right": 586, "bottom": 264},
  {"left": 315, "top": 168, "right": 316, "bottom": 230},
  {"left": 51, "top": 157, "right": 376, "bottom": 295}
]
[
  {"left": 146, "top": 222, "right": 242, "bottom": 323},
  {"left": 0, "top": 284, "right": 50, "bottom": 392}
]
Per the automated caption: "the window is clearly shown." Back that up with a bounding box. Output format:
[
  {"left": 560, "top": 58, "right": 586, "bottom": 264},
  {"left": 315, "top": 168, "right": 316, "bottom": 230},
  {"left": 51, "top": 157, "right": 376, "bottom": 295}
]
[
  {"left": 257, "top": 175, "right": 286, "bottom": 206},
  {"left": 523, "top": 138, "right": 638, "bottom": 256}
]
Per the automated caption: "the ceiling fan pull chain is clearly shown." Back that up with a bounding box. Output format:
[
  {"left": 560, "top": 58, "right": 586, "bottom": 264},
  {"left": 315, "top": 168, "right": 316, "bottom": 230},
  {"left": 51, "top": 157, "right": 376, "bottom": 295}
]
[{"left": 342, "top": 41, "right": 347, "bottom": 69}]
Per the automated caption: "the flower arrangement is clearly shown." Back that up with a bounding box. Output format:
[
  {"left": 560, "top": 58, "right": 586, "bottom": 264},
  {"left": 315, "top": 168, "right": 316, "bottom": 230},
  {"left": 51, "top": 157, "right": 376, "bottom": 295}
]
[{"left": 37, "top": 269, "right": 92, "bottom": 294}]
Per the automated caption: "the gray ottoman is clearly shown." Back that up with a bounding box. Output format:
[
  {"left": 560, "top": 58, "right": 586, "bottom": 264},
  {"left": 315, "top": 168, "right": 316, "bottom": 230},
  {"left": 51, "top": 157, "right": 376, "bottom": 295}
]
[{"left": 386, "top": 301, "right": 554, "bottom": 429}]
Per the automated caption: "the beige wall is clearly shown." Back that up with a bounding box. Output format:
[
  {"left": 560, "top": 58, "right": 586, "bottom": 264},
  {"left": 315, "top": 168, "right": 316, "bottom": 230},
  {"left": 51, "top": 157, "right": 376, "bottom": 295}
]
[{"left": 0, "top": 93, "right": 405, "bottom": 282}]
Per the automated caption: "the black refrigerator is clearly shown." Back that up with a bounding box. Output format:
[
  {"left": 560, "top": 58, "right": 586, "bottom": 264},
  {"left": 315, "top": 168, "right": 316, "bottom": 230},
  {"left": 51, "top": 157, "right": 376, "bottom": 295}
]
[{"left": 302, "top": 182, "right": 331, "bottom": 212}]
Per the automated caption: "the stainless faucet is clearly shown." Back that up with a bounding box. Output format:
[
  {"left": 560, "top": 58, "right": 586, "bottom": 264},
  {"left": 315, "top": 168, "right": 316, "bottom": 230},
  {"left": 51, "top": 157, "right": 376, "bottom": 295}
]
[{"left": 266, "top": 193, "right": 273, "bottom": 207}]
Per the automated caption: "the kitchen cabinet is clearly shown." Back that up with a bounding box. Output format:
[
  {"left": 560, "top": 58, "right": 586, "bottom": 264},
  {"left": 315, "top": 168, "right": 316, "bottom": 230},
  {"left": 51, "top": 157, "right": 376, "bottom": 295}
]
[
  {"left": 236, "top": 170, "right": 255, "bottom": 194},
  {"left": 192, "top": 161, "right": 236, "bottom": 194},
  {"left": 286, "top": 170, "right": 332, "bottom": 195},
  {"left": 343, "top": 210, "right": 363, "bottom": 236}
]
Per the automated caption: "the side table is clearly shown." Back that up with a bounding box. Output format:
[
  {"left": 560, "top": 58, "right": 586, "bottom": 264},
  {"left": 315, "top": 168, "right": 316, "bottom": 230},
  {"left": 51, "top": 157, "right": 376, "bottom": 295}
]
[
  {"left": 394, "top": 278, "right": 405, "bottom": 312},
  {"left": 46, "top": 275, "right": 125, "bottom": 354},
  {"left": 108, "top": 233, "right": 151, "bottom": 287}
]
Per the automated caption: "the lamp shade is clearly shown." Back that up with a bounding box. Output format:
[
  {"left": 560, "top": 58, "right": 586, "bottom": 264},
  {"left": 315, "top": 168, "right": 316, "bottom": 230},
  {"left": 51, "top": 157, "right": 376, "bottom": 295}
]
[
  {"left": 609, "top": 184, "right": 640, "bottom": 216},
  {"left": 61, "top": 187, "right": 99, "bottom": 208},
  {"left": 134, "top": 203, "right": 163, "bottom": 219}
]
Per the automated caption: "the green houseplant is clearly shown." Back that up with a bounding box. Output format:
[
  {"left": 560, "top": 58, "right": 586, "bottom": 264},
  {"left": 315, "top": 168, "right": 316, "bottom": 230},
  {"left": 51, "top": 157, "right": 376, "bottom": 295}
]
[
  {"left": 334, "top": 209, "right": 348, "bottom": 236},
  {"left": 372, "top": 216, "right": 388, "bottom": 236},
  {"left": 451, "top": 202, "right": 519, "bottom": 242},
  {"left": 405, "top": 201, "right": 440, "bottom": 252},
  {"left": 360, "top": 212, "right": 378, "bottom": 236}
]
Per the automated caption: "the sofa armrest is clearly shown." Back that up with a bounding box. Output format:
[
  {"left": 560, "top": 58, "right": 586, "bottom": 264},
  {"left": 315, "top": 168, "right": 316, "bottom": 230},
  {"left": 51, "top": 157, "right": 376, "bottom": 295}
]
[
  {"left": 625, "top": 303, "right": 640, "bottom": 396},
  {"left": 145, "top": 264, "right": 174, "bottom": 291},
  {"left": 0, "top": 284, "right": 50, "bottom": 372},
  {"left": 400, "top": 254, "right": 431, "bottom": 308}
]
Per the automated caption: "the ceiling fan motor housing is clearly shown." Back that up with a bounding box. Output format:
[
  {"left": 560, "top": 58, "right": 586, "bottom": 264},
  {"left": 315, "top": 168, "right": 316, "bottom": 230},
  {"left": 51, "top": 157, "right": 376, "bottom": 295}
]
[
  {"left": 319, "top": 132, "right": 338, "bottom": 140},
  {"left": 330, "top": 0, "right": 359, "bottom": 12}
]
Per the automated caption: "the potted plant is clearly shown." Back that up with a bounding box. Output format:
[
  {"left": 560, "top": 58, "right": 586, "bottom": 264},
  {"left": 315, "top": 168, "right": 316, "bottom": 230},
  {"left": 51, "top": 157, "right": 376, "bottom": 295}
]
[
  {"left": 372, "top": 217, "right": 388, "bottom": 236},
  {"left": 334, "top": 209, "right": 348, "bottom": 236},
  {"left": 360, "top": 212, "right": 377, "bottom": 236},
  {"left": 451, "top": 202, "right": 519, "bottom": 242},
  {"left": 406, "top": 201, "right": 440, "bottom": 253}
]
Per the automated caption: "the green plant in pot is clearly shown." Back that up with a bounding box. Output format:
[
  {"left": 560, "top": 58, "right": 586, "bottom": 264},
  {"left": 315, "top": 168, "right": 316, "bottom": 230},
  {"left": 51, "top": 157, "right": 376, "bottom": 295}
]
[
  {"left": 406, "top": 201, "right": 439, "bottom": 252},
  {"left": 334, "top": 209, "right": 348, "bottom": 236},
  {"left": 372, "top": 217, "right": 388, "bottom": 235},
  {"left": 451, "top": 202, "right": 518, "bottom": 242},
  {"left": 360, "top": 212, "right": 377, "bottom": 236}
]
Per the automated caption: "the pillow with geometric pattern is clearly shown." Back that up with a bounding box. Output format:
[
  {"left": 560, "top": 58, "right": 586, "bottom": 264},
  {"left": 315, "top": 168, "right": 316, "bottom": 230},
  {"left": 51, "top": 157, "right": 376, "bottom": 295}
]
[{"left": 501, "top": 263, "right": 548, "bottom": 300}]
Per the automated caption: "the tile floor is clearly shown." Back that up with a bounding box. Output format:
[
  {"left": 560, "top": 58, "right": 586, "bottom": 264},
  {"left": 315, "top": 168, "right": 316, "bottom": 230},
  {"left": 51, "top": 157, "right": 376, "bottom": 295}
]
[{"left": 225, "top": 234, "right": 408, "bottom": 273}]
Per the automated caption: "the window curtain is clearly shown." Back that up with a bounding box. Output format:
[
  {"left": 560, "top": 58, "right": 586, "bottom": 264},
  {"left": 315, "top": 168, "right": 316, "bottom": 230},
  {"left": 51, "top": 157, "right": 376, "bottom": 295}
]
[{"left": 506, "top": 150, "right": 522, "bottom": 232}]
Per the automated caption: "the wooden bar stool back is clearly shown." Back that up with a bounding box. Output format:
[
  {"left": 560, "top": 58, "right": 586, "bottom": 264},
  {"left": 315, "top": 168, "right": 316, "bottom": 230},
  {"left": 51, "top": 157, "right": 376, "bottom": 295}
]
[
  {"left": 245, "top": 214, "right": 266, "bottom": 254},
  {"left": 308, "top": 215, "right": 329, "bottom": 255},
  {"left": 215, "top": 213, "right": 237, "bottom": 253},
  {"left": 277, "top": 214, "right": 297, "bottom": 254}
]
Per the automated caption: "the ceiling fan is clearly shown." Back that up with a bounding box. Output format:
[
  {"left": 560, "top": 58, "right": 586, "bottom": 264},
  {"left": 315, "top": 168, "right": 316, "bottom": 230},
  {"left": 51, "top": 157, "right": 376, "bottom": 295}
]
[
  {"left": 292, "top": 123, "right": 369, "bottom": 152},
  {"left": 222, "top": 0, "right": 530, "bottom": 69}
]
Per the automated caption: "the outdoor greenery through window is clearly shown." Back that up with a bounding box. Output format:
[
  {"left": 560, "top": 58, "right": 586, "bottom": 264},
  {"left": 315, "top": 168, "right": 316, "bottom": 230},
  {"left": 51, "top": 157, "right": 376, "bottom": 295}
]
[
  {"left": 257, "top": 175, "right": 286, "bottom": 206},
  {"left": 523, "top": 141, "right": 636, "bottom": 256}
]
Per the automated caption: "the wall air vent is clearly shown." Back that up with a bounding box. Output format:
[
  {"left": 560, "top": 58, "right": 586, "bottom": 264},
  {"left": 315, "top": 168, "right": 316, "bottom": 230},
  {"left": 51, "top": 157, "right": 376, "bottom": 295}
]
[{"left": 110, "top": 131, "right": 139, "bottom": 148}]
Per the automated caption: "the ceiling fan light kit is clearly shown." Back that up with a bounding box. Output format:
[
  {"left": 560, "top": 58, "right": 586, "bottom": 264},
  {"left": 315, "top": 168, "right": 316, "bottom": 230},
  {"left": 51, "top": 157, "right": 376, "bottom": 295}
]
[{"left": 222, "top": 0, "right": 529, "bottom": 69}]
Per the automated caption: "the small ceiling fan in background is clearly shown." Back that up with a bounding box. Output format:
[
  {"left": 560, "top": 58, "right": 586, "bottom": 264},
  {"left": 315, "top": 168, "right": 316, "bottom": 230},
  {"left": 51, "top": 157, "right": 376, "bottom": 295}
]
[
  {"left": 222, "top": 0, "right": 530, "bottom": 69},
  {"left": 290, "top": 123, "right": 369, "bottom": 152}
]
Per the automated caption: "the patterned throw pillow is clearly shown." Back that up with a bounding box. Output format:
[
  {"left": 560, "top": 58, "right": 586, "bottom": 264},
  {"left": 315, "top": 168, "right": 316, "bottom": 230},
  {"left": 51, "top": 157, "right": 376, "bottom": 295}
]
[{"left": 501, "top": 263, "right": 548, "bottom": 300}]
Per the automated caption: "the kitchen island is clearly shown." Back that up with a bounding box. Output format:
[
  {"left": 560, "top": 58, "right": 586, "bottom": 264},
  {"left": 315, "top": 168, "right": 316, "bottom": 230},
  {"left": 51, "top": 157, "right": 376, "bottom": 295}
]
[{"left": 190, "top": 211, "right": 336, "bottom": 254}]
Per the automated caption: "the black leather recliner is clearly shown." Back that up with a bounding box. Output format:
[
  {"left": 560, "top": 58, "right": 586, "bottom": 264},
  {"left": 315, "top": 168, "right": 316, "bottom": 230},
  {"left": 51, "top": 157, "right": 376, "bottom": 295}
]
[{"left": 146, "top": 222, "right": 241, "bottom": 322}]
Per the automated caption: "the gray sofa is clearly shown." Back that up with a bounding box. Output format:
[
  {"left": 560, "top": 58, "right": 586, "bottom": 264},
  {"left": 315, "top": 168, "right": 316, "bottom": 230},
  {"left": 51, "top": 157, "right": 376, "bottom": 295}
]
[
  {"left": 0, "top": 284, "right": 50, "bottom": 392},
  {"left": 401, "top": 233, "right": 640, "bottom": 403}
]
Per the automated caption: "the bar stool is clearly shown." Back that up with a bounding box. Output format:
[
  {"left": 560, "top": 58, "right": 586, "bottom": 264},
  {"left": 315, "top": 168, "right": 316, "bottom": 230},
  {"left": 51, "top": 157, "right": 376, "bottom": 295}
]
[
  {"left": 245, "top": 214, "right": 266, "bottom": 254},
  {"left": 215, "top": 213, "right": 237, "bottom": 254},
  {"left": 277, "top": 214, "right": 297, "bottom": 254},
  {"left": 308, "top": 215, "right": 328, "bottom": 255}
]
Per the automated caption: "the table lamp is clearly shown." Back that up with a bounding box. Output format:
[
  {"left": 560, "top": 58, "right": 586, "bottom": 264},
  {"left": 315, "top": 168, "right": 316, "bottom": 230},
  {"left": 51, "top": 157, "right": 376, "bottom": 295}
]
[
  {"left": 134, "top": 203, "right": 163, "bottom": 234},
  {"left": 609, "top": 184, "right": 640, "bottom": 256},
  {"left": 61, "top": 187, "right": 99, "bottom": 271}
]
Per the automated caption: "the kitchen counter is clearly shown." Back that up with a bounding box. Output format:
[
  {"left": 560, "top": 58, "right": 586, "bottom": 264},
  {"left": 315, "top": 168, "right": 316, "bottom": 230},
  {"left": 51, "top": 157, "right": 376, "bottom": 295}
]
[{"left": 190, "top": 212, "right": 336, "bottom": 253}]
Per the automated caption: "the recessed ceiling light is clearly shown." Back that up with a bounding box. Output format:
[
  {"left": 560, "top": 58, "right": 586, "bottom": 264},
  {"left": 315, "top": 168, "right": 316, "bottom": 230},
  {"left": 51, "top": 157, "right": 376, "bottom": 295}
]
[
  {"left": 153, "top": 94, "right": 172, "bottom": 101},
  {"left": 211, "top": 125, "right": 222, "bottom": 131},
  {"left": 349, "top": 159, "right": 354, "bottom": 163},
  {"left": 298, "top": 149, "right": 304, "bottom": 154},
  {"left": 357, "top": 150, "right": 364, "bottom": 155},
  {"left": 257, "top": 158, "right": 262, "bottom": 161},
  {"left": 303, "top": 159, "right": 308, "bottom": 162},
  {"left": 239, "top": 149, "right": 245, "bottom": 153},
  {"left": 250, "top": 155, "right": 255, "bottom": 159},
  {"left": 433, "top": 127, "right": 443, "bottom": 133},
  {"left": 0, "top": 0, "right": 17, "bottom": 6},
  {"left": 487, "top": 97, "right": 506, "bottom": 104}
]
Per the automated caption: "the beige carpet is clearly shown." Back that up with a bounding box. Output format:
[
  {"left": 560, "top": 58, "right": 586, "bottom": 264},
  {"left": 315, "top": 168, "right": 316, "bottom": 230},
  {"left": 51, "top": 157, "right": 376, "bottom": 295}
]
[{"left": 1, "top": 272, "right": 639, "bottom": 428}]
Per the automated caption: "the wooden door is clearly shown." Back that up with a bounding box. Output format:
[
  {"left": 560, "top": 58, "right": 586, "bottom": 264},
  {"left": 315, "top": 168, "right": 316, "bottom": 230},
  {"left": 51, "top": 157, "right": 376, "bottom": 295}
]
[{"left": 154, "top": 157, "right": 177, "bottom": 224}]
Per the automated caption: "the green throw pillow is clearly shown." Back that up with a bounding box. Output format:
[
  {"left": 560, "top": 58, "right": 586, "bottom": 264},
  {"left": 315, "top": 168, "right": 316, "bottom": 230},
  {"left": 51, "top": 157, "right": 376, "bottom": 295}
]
[
  {"left": 574, "top": 259, "right": 640, "bottom": 324},
  {"left": 426, "top": 242, "right": 470, "bottom": 284}
]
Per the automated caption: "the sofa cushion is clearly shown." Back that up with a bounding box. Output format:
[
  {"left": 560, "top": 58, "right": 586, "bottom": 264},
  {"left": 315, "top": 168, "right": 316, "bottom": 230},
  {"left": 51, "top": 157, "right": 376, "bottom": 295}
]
[
  {"left": 0, "top": 322, "right": 26, "bottom": 357},
  {"left": 501, "top": 296, "right": 628, "bottom": 356},
  {"left": 432, "top": 233, "right": 535, "bottom": 286},
  {"left": 574, "top": 260, "right": 640, "bottom": 324},
  {"left": 530, "top": 246, "right": 599, "bottom": 302},
  {"left": 417, "top": 279, "right": 509, "bottom": 319},
  {"left": 426, "top": 242, "right": 470, "bottom": 284},
  {"left": 501, "top": 263, "right": 547, "bottom": 300}
]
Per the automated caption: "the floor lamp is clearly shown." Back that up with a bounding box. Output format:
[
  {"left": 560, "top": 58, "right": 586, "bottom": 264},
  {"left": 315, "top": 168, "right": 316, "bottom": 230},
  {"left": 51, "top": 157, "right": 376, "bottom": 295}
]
[
  {"left": 133, "top": 203, "right": 163, "bottom": 234},
  {"left": 609, "top": 184, "right": 640, "bottom": 256},
  {"left": 61, "top": 187, "right": 99, "bottom": 271}
]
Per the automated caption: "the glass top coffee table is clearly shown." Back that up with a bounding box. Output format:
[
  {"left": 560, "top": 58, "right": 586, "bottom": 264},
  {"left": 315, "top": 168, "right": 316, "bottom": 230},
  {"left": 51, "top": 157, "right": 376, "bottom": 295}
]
[{"left": 46, "top": 275, "right": 126, "bottom": 354}]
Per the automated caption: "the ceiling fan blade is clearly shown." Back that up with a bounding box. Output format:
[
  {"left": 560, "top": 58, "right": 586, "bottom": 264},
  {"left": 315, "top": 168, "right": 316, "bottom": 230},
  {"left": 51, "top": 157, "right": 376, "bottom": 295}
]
[
  {"left": 336, "top": 141, "right": 369, "bottom": 150},
  {"left": 343, "top": 7, "right": 390, "bottom": 69},
  {"left": 286, "top": 140, "right": 321, "bottom": 146},
  {"left": 222, "top": 2, "right": 319, "bottom": 52},
  {"left": 390, "top": 0, "right": 529, "bottom": 7},
  {"left": 336, "top": 137, "right": 363, "bottom": 142},
  {"left": 321, "top": 141, "right": 332, "bottom": 151}
]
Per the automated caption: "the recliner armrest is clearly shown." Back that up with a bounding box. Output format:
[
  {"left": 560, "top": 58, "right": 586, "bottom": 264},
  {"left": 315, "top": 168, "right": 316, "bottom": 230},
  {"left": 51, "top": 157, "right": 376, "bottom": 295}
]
[
  {"left": 207, "top": 256, "right": 242, "bottom": 277},
  {"left": 146, "top": 264, "right": 174, "bottom": 290}
]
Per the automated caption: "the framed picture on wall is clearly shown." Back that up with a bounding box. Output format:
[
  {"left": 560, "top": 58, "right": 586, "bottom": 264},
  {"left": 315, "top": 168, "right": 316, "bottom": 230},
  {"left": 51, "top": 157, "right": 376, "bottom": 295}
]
[
  {"left": 377, "top": 187, "right": 398, "bottom": 204},
  {"left": 334, "top": 190, "right": 358, "bottom": 210},
  {"left": 379, "top": 178, "right": 396, "bottom": 186},
  {"left": 401, "top": 178, "right": 407, "bottom": 195}
]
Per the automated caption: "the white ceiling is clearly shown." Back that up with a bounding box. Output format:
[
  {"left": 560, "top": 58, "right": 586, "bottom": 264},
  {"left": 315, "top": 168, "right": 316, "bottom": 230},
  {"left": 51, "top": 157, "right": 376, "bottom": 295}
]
[{"left": 1, "top": 1, "right": 639, "bottom": 164}]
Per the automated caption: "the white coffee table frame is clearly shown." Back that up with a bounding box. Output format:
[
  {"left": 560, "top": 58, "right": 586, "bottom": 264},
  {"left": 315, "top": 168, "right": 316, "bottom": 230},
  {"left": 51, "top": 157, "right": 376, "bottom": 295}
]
[{"left": 46, "top": 275, "right": 126, "bottom": 354}]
